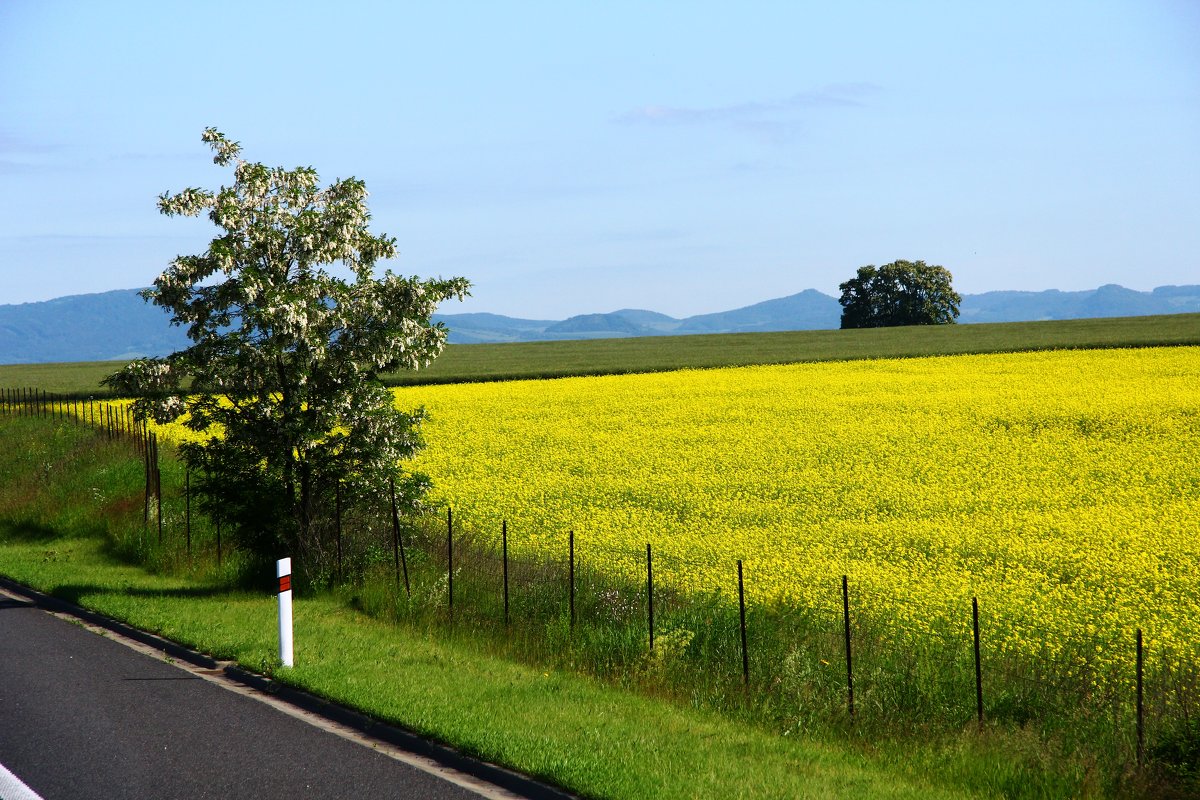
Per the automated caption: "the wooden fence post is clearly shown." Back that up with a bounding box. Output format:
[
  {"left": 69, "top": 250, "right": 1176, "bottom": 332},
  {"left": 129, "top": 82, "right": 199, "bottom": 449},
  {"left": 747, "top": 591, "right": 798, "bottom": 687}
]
[
  {"left": 156, "top": 464, "right": 163, "bottom": 544},
  {"left": 1137, "top": 628, "right": 1144, "bottom": 769},
  {"left": 843, "top": 575, "right": 854, "bottom": 719},
  {"left": 185, "top": 467, "right": 192, "bottom": 558},
  {"left": 388, "top": 478, "right": 410, "bottom": 596},
  {"left": 647, "top": 543, "right": 655, "bottom": 652},
  {"left": 152, "top": 433, "right": 162, "bottom": 544},
  {"left": 143, "top": 427, "right": 151, "bottom": 525},
  {"left": 502, "top": 520, "right": 510, "bottom": 626},
  {"left": 973, "top": 597, "right": 984, "bottom": 726},
  {"left": 335, "top": 481, "right": 343, "bottom": 583},
  {"left": 568, "top": 531, "right": 575, "bottom": 630},
  {"left": 738, "top": 560, "right": 749, "bottom": 685}
]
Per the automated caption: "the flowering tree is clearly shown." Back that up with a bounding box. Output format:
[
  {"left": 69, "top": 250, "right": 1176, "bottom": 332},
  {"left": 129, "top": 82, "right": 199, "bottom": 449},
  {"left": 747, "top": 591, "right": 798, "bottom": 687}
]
[{"left": 106, "top": 128, "right": 469, "bottom": 562}]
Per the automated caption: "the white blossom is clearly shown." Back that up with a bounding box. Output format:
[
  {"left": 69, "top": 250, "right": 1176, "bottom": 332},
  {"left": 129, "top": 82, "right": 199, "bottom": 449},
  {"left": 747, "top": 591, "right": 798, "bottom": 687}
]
[{"left": 105, "top": 129, "right": 470, "bottom": 556}]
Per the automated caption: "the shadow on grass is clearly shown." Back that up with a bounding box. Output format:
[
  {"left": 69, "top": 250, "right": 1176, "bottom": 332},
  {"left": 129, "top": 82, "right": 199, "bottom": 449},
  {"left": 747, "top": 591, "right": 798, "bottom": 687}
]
[
  {"left": 0, "top": 518, "right": 68, "bottom": 542},
  {"left": 47, "top": 583, "right": 233, "bottom": 607}
]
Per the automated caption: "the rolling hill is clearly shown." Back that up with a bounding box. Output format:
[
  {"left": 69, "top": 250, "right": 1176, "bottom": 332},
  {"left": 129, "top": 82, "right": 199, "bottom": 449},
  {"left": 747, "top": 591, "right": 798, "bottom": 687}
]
[{"left": 1, "top": 283, "right": 1198, "bottom": 364}]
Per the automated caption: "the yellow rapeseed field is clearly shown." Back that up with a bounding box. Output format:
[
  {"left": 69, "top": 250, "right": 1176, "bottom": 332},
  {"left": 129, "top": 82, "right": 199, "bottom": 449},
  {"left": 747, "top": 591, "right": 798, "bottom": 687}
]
[
  {"left": 133, "top": 347, "right": 1198, "bottom": 676},
  {"left": 393, "top": 347, "right": 1200, "bottom": 673}
]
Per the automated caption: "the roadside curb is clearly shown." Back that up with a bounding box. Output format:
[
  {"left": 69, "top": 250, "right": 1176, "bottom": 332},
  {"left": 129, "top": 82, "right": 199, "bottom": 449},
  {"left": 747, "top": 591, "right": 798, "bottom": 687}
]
[
  {"left": 223, "top": 665, "right": 578, "bottom": 800},
  {"left": 0, "top": 575, "right": 577, "bottom": 800}
]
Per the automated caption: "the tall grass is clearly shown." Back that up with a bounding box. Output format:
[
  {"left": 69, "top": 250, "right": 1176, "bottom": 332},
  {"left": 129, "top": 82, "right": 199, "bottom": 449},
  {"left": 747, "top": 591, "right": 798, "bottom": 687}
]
[{"left": 333, "top": 510, "right": 1198, "bottom": 798}]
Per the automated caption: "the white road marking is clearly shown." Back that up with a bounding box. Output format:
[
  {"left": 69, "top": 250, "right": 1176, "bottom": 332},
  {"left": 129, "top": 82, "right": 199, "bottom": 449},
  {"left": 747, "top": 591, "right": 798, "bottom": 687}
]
[{"left": 0, "top": 761, "right": 44, "bottom": 800}]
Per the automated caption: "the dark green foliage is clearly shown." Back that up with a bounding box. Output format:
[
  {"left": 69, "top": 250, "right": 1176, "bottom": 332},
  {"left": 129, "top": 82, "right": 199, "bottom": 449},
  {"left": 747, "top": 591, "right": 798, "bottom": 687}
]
[
  {"left": 1151, "top": 719, "right": 1200, "bottom": 789},
  {"left": 839, "top": 259, "right": 962, "bottom": 329},
  {"left": 184, "top": 439, "right": 293, "bottom": 558},
  {"left": 101, "top": 129, "right": 467, "bottom": 566}
]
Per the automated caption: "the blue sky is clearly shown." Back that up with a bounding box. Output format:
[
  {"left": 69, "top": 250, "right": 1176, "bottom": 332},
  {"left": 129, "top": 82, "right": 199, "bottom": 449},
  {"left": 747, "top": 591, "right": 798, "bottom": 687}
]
[{"left": 1, "top": 1, "right": 1197, "bottom": 318}]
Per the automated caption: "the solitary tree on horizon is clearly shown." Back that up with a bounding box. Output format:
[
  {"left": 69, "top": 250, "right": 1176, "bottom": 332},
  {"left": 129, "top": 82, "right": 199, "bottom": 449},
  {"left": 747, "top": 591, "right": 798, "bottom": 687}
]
[{"left": 838, "top": 259, "right": 961, "bottom": 329}]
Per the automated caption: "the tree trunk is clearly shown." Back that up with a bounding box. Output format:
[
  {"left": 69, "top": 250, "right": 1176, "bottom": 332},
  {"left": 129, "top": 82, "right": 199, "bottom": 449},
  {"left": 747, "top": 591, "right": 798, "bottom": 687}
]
[{"left": 298, "top": 460, "right": 312, "bottom": 553}]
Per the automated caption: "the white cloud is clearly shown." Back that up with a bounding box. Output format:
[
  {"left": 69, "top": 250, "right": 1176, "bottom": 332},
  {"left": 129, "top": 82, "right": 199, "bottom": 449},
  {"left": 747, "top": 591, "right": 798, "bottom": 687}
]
[{"left": 618, "top": 83, "right": 883, "bottom": 128}]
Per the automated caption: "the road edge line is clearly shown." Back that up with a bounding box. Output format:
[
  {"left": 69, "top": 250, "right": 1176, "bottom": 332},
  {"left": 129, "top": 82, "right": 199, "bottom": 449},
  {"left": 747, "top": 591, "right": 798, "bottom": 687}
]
[{"left": 0, "top": 577, "right": 576, "bottom": 800}]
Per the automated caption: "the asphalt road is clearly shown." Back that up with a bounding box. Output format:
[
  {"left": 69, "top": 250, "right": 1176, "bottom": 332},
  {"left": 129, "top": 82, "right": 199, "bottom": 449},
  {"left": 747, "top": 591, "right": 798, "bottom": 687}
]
[{"left": 0, "top": 592, "right": 531, "bottom": 800}]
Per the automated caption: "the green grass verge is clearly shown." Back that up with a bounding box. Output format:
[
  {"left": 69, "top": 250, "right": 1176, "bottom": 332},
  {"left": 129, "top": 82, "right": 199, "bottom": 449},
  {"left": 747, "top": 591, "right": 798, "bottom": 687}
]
[
  {"left": 3, "top": 313, "right": 1198, "bottom": 395},
  {"left": 0, "top": 540, "right": 994, "bottom": 799},
  {"left": 0, "top": 416, "right": 998, "bottom": 800}
]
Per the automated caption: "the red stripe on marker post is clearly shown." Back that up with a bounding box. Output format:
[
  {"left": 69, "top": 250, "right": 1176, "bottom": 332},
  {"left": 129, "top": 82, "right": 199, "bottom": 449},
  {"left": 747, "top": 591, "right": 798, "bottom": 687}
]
[{"left": 279, "top": 574, "right": 291, "bottom": 593}]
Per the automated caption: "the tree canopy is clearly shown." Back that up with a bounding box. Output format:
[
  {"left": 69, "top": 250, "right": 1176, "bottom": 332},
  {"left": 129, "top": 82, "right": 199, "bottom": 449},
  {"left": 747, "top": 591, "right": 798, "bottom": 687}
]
[
  {"left": 105, "top": 128, "right": 469, "bottom": 561},
  {"left": 837, "top": 260, "right": 961, "bottom": 329}
]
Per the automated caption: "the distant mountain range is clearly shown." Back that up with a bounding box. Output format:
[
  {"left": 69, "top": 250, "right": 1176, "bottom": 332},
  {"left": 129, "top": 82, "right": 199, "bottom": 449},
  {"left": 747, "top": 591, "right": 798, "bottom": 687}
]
[
  {"left": 1, "top": 283, "right": 1198, "bottom": 364},
  {"left": 435, "top": 289, "right": 845, "bottom": 344},
  {"left": 430, "top": 283, "right": 1200, "bottom": 344}
]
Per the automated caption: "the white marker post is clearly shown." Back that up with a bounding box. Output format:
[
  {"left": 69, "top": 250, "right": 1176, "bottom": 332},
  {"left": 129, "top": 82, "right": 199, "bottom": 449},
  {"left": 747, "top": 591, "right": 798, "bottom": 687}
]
[{"left": 277, "top": 557, "right": 294, "bottom": 668}]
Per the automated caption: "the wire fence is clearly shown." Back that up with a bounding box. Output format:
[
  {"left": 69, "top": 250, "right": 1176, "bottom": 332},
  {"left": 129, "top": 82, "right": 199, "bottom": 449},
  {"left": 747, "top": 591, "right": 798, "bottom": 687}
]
[{"left": 3, "top": 386, "right": 1197, "bottom": 778}]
